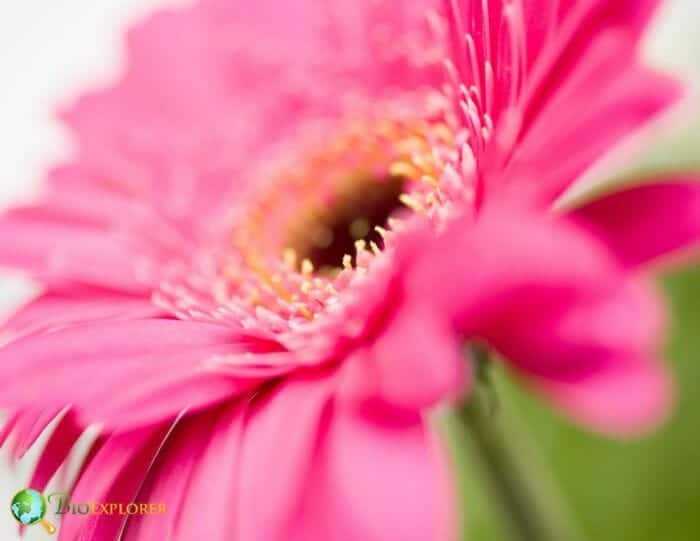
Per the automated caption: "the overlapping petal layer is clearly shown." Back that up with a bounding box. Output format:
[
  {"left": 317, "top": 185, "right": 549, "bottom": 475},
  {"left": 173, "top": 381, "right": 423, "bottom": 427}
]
[{"left": 395, "top": 204, "right": 677, "bottom": 435}]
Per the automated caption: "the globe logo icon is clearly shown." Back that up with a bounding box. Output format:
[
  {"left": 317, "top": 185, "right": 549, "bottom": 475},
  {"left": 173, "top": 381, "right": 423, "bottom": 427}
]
[{"left": 10, "top": 489, "right": 56, "bottom": 535}]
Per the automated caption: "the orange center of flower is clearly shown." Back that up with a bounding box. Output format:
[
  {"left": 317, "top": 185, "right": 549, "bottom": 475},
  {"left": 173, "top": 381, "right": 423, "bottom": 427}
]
[{"left": 226, "top": 118, "right": 454, "bottom": 322}]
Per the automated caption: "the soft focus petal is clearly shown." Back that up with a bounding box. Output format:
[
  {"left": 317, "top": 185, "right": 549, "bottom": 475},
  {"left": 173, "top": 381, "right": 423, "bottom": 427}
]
[
  {"left": 2, "top": 407, "right": 64, "bottom": 460},
  {"left": 235, "top": 374, "right": 336, "bottom": 541},
  {"left": 0, "top": 208, "right": 154, "bottom": 292},
  {"left": 571, "top": 180, "right": 700, "bottom": 268},
  {"left": 57, "top": 425, "right": 170, "bottom": 541},
  {"left": 444, "top": 0, "right": 681, "bottom": 207},
  {"left": 59, "top": 0, "right": 444, "bottom": 239},
  {"left": 128, "top": 375, "right": 336, "bottom": 541},
  {"left": 402, "top": 205, "right": 670, "bottom": 433},
  {"left": 500, "top": 61, "right": 682, "bottom": 207},
  {"left": 444, "top": 0, "right": 665, "bottom": 124},
  {"left": 197, "top": 0, "right": 444, "bottom": 96},
  {"left": 132, "top": 383, "right": 457, "bottom": 541},
  {"left": 27, "top": 410, "right": 84, "bottom": 492},
  {"left": 0, "top": 319, "right": 292, "bottom": 428},
  {"left": 518, "top": 0, "right": 665, "bottom": 130},
  {"left": 532, "top": 354, "right": 674, "bottom": 436},
  {"left": 474, "top": 276, "right": 666, "bottom": 382},
  {"left": 1, "top": 286, "right": 162, "bottom": 339},
  {"left": 0, "top": 412, "right": 17, "bottom": 448},
  {"left": 122, "top": 374, "right": 455, "bottom": 541},
  {"left": 293, "top": 404, "right": 455, "bottom": 541},
  {"left": 59, "top": 7, "right": 256, "bottom": 232},
  {"left": 340, "top": 305, "right": 468, "bottom": 410},
  {"left": 405, "top": 205, "right": 620, "bottom": 331},
  {"left": 120, "top": 408, "right": 230, "bottom": 541}
]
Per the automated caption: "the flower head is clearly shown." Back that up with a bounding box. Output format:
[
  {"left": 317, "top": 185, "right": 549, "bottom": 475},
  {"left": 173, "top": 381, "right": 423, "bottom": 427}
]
[{"left": 0, "top": 1, "right": 699, "bottom": 540}]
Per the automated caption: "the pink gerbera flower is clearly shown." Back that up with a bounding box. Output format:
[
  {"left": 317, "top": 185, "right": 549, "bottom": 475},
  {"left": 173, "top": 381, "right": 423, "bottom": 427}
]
[{"left": 0, "top": 0, "right": 699, "bottom": 539}]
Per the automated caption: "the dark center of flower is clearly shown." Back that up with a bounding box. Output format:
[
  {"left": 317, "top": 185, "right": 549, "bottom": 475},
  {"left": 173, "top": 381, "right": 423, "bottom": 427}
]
[{"left": 284, "top": 174, "right": 406, "bottom": 274}]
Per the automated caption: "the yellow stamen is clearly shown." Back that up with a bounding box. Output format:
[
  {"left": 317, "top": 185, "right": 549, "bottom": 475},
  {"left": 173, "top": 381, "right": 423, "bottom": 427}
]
[
  {"left": 283, "top": 248, "right": 297, "bottom": 270},
  {"left": 389, "top": 161, "right": 421, "bottom": 180},
  {"left": 399, "top": 193, "right": 427, "bottom": 215},
  {"left": 411, "top": 154, "right": 436, "bottom": 175},
  {"left": 432, "top": 123, "right": 454, "bottom": 144},
  {"left": 301, "top": 259, "right": 314, "bottom": 276},
  {"left": 374, "top": 225, "right": 389, "bottom": 239},
  {"left": 387, "top": 217, "right": 401, "bottom": 229},
  {"left": 295, "top": 303, "right": 315, "bottom": 320},
  {"left": 420, "top": 174, "right": 440, "bottom": 188}
]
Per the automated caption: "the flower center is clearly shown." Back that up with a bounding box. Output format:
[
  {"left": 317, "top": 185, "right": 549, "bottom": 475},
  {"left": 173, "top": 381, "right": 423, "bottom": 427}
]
[{"left": 219, "top": 117, "right": 456, "bottom": 326}]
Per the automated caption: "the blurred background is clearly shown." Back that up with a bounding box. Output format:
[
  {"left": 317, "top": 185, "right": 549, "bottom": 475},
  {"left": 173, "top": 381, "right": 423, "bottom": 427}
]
[{"left": 0, "top": 1, "right": 699, "bottom": 540}]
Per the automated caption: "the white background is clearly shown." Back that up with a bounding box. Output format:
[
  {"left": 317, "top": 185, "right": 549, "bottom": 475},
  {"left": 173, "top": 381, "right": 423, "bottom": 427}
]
[{"left": 0, "top": 1, "right": 699, "bottom": 539}]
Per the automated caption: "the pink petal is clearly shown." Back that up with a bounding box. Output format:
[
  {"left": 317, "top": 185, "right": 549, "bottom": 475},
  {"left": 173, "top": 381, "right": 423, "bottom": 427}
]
[
  {"left": 0, "top": 208, "right": 155, "bottom": 292},
  {"left": 126, "top": 375, "right": 457, "bottom": 540},
  {"left": 6, "top": 407, "right": 63, "bottom": 459},
  {"left": 20, "top": 176, "right": 151, "bottom": 230},
  {"left": 402, "top": 207, "right": 670, "bottom": 433},
  {"left": 2, "top": 286, "right": 162, "bottom": 338},
  {"left": 198, "top": 0, "right": 443, "bottom": 94},
  {"left": 59, "top": 0, "right": 443, "bottom": 241},
  {"left": 121, "top": 407, "right": 240, "bottom": 541},
  {"left": 293, "top": 405, "right": 456, "bottom": 541},
  {"left": 445, "top": 0, "right": 664, "bottom": 124},
  {"left": 471, "top": 276, "right": 666, "bottom": 382},
  {"left": 571, "top": 180, "right": 700, "bottom": 269},
  {"left": 57, "top": 425, "right": 171, "bottom": 541},
  {"left": 532, "top": 354, "right": 674, "bottom": 436},
  {"left": 446, "top": 0, "right": 679, "bottom": 208},
  {"left": 235, "top": 374, "right": 336, "bottom": 541},
  {"left": 496, "top": 49, "right": 683, "bottom": 207},
  {"left": 0, "top": 412, "right": 18, "bottom": 448},
  {"left": 0, "top": 319, "right": 292, "bottom": 428},
  {"left": 340, "top": 306, "right": 468, "bottom": 410},
  {"left": 536, "top": 0, "right": 660, "bottom": 75},
  {"left": 404, "top": 205, "right": 620, "bottom": 331},
  {"left": 125, "top": 375, "right": 336, "bottom": 541},
  {"left": 28, "top": 411, "right": 84, "bottom": 492},
  {"left": 175, "top": 405, "right": 247, "bottom": 541},
  {"left": 518, "top": 0, "right": 664, "bottom": 129}
]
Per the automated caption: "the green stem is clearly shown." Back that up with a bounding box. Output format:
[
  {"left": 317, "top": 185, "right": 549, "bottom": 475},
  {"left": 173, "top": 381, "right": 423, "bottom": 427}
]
[{"left": 458, "top": 347, "right": 585, "bottom": 541}]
